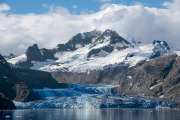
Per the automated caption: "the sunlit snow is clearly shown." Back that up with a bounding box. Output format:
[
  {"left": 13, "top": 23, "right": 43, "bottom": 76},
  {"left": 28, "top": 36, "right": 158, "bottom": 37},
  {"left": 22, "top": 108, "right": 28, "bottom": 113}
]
[
  {"left": 8, "top": 54, "right": 27, "bottom": 65},
  {"left": 29, "top": 44, "right": 153, "bottom": 73},
  {"left": 150, "top": 82, "right": 163, "bottom": 90}
]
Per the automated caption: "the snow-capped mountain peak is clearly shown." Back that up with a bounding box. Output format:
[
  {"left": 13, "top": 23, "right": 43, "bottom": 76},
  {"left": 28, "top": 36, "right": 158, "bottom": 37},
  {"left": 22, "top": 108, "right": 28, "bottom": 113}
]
[
  {"left": 90, "top": 29, "right": 131, "bottom": 49},
  {"left": 82, "top": 29, "right": 101, "bottom": 38},
  {"left": 8, "top": 29, "right": 172, "bottom": 73},
  {"left": 150, "top": 40, "right": 170, "bottom": 59}
]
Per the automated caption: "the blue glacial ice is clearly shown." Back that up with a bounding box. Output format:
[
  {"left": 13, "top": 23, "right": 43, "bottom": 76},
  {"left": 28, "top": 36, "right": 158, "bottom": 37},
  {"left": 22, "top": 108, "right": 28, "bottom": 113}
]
[{"left": 13, "top": 84, "right": 177, "bottom": 109}]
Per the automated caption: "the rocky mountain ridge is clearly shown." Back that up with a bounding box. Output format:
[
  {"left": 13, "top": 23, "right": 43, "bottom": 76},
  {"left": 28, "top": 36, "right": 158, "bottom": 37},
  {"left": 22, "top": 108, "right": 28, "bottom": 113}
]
[
  {"left": 8, "top": 29, "right": 170, "bottom": 73},
  {"left": 52, "top": 53, "right": 180, "bottom": 103}
]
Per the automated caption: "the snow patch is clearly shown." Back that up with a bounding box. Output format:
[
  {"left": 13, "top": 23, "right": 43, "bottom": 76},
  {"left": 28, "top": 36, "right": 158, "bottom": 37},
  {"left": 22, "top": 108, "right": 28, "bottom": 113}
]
[
  {"left": 30, "top": 59, "right": 56, "bottom": 71},
  {"left": 7, "top": 54, "right": 27, "bottom": 65},
  {"left": 174, "top": 51, "right": 180, "bottom": 56},
  {"left": 160, "top": 95, "right": 164, "bottom": 99},
  {"left": 75, "top": 44, "right": 83, "bottom": 49},
  {"left": 150, "top": 82, "right": 163, "bottom": 90}
]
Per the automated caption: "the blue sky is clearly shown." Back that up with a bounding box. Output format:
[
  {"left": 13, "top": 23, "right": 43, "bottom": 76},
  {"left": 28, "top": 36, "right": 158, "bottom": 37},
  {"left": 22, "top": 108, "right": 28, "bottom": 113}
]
[{"left": 1, "top": 0, "right": 172, "bottom": 14}]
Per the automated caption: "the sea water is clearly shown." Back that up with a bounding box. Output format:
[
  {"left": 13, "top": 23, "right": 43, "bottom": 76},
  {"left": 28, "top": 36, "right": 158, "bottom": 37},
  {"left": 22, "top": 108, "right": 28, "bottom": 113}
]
[{"left": 0, "top": 109, "right": 180, "bottom": 120}]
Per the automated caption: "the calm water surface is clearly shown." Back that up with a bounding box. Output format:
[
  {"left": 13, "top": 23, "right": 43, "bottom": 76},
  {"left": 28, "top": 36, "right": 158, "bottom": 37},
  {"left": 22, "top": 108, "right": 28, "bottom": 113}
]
[{"left": 0, "top": 109, "right": 180, "bottom": 120}]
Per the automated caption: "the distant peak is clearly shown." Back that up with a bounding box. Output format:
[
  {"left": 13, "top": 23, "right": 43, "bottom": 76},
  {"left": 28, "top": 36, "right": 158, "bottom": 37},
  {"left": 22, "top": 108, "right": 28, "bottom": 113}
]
[
  {"left": 102, "top": 29, "right": 118, "bottom": 36},
  {"left": 104, "top": 29, "right": 112, "bottom": 33},
  {"left": 152, "top": 40, "right": 170, "bottom": 50},
  {"left": 90, "top": 29, "right": 101, "bottom": 33},
  {"left": 32, "top": 44, "right": 38, "bottom": 48},
  {"left": 150, "top": 40, "right": 170, "bottom": 59},
  {"left": 83, "top": 29, "right": 101, "bottom": 38}
]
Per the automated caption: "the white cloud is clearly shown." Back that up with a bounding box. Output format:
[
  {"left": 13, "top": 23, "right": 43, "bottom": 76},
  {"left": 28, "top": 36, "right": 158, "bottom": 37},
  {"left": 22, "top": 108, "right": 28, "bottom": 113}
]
[
  {"left": 42, "top": 3, "right": 49, "bottom": 8},
  {"left": 73, "top": 5, "right": 78, "bottom": 9},
  {"left": 98, "top": 0, "right": 112, "bottom": 2},
  {"left": 0, "top": 0, "right": 180, "bottom": 55},
  {"left": 0, "top": 3, "right": 10, "bottom": 12},
  {"left": 80, "top": 9, "right": 94, "bottom": 14}
]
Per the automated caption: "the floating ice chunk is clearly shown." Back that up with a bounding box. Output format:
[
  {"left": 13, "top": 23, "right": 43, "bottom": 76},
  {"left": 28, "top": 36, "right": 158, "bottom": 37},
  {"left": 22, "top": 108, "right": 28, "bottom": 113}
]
[{"left": 5, "top": 115, "right": 10, "bottom": 118}]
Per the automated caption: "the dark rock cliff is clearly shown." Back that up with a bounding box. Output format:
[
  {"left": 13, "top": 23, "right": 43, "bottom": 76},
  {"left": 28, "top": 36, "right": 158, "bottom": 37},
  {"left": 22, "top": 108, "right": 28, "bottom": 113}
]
[
  {"left": 0, "top": 93, "right": 16, "bottom": 110},
  {"left": 0, "top": 55, "right": 68, "bottom": 110},
  {"left": 26, "top": 44, "right": 44, "bottom": 61},
  {"left": 0, "top": 55, "right": 36, "bottom": 102}
]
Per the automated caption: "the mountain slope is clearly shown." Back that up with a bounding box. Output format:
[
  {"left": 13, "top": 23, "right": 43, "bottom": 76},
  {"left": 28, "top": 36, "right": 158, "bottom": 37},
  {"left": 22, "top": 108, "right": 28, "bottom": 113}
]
[
  {"left": 0, "top": 55, "right": 35, "bottom": 102},
  {"left": 52, "top": 53, "right": 180, "bottom": 102},
  {"left": 0, "top": 55, "right": 68, "bottom": 110}
]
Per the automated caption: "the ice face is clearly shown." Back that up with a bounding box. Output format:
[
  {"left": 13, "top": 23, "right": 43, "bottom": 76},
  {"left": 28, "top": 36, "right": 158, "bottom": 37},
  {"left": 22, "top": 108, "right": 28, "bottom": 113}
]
[
  {"left": 34, "top": 84, "right": 116, "bottom": 98},
  {"left": 13, "top": 84, "right": 177, "bottom": 109}
]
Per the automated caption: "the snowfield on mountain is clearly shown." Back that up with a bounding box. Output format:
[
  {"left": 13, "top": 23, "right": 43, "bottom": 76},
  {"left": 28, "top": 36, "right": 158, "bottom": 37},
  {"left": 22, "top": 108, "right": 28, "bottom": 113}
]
[{"left": 8, "top": 29, "right": 170, "bottom": 73}]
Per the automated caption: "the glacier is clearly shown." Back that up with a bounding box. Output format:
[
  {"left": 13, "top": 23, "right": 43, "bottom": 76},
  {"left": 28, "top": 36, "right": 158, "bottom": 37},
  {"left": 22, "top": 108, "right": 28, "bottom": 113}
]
[{"left": 13, "top": 84, "right": 177, "bottom": 109}]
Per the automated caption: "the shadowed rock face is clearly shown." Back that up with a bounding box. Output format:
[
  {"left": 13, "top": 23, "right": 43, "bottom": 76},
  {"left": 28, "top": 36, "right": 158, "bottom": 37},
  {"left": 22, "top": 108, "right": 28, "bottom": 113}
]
[
  {"left": 56, "top": 30, "right": 101, "bottom": 52},
  {"left": 19, "top": 44, "right": 44, "bottom": 68},
  {"left": 26, "top": 44, "right": 44, "bottom": 61},
  {"left": 0, "top": 55, "right": 68, "bottom": 109},
  {"left": 125, "top": 53, "right": 177, "bottom": 96},
  {"left": 0, "top": 93, "right": 16, "bottom": 110},
  {"left": 15, "top": 68, "right": 68, "bottom": 89},
  {"left": 19, "top": 44, "right": 57, "bottom": 68},
  {"left": 163, "top": 56, "right": 180, "bottom": 101},
  {"left": 41, "top": 48, "right": 56, "bottom": 60},
  {"left": 26, "top": 44, "right": 58, "bottom": 61},
  {"left": 0, "top": 54, "right": 37, "bottom": 106}
]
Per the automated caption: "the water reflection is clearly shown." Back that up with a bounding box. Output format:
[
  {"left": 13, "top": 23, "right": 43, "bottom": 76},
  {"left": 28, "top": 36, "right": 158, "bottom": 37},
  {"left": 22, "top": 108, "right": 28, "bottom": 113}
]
[{"left": 0, "top": 109, "right": 180, "bottom": 120}]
